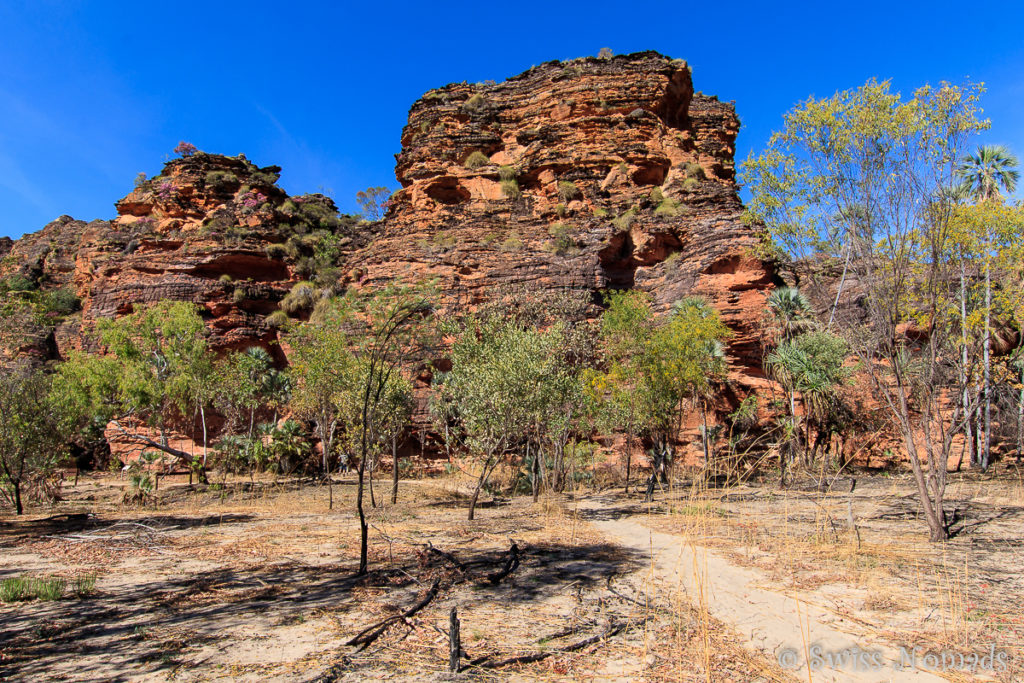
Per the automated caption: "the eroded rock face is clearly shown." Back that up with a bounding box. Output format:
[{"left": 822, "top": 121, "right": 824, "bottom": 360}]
[
  {"left": 1, "top": 153, "right": 370, "bottom": 361},
  {"left": 356, "top": 51, "right": 780, "bottom": 397}
]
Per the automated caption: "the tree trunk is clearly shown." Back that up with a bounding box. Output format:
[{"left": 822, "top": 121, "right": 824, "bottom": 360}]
[
  {"left": 623, "top": 432, "right": 632, "bottom": 493},
  {"left": 982, "top": 257, "right": 992, "bottom": 470},
  {"left": 356, "top": 457, "right": 368, "bottom": 575},
  {"left": 13, "top": 480, "right": 23, "bottom": 515},
  {"left": 468, "top": 458, "right": 493, "bottom": 521},
  {"left": 958, "top": 261, "right": 974, "bottom": 471},
  {"left": 531, "top": 443, "right": 540, "bottom": 503},
  {"left": 390, "top": 433, "right": 399, "bottom": 505}
]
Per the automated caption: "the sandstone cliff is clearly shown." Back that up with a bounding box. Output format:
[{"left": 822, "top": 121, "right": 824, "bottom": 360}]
[
  {"left": 356, "top": 51, "right": 780, "bottom": 396},
  {"left": 1, "top": 153, "right": 371, "bottom": 362}
]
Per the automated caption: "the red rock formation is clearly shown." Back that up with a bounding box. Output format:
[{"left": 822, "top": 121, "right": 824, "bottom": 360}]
[
  {"left": 355, "top": 51, "right": 780, "bottom": 399},
  {"left": 1, "top": 153, "right": 370, "bottom": 362}
]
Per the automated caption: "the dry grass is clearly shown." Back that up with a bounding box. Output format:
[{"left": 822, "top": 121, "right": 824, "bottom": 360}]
[
  {"left": 641, "top": 464, "right": 1024, "bottom": 681},
  {"left": 0, "top": 470, "right": 794, "bottom": 682}
]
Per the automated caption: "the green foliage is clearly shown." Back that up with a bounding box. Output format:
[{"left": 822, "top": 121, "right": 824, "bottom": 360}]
[
  {"left": 232, "top": 287, "right": 246, "bottom": 304},
  {"left": 611, "top": 208, "right": 636, "bottom": 231},
  {"left": 205, "top": 171, "right": 238, "bottom": 192},
  {"left": 2, "top": 274, "right": 35, "bottom": 292},
  {"left": 766, "top": 331, "right": 849, "bottom": 420},
  {"left": 592, "top": 207, "right": 609, "bottom": 218},
  {"left": 557, "top": 180, "right": 580, "bottom": 202},
  {"left": 680, "top": 177, "right": 699, "bottom": 192},
  {"left": 586, "top": 291, "right": 731, "bottom": 453},
  {"left": 280, "top": 282, "right": 317, "bottom": 314},
  {"left": 545, "top": 222, "right": 575, "bottom": 255},
  {"left": 72, "top": 573, "right": 97, "bottom": 598},
  {"left": 57, "top": 301, "right": 212, "bottom": 457},
  {"left": 500, "top": 233, "right": 523, "bottom": 252},
  {"left": 654, "top": 197, "right": 682, "bottom": 217},
  {"left": 464, "top": 151, "right": 491, "bottom": 169},
  {"left": 767, "top": 287, "right": 814, "bottom": 341},
  {"left": 681, "top": 162, "right": 705, "bottom": 180},
  {"left": 0, "top": 576, "right": 67, "bottom": 602},
  {"left": 463, "top": 93, "right": 486, "bottom": 112},
  {"left": 498, "top": 165, "right": 517, "bottom": 181},
  {"left": 266, "top": 309, "right": 291, "bottom": 329},
  {"left": 649, "top": 187, "right": 665, "bottom": 204},
  {"left": 1, "top": 366, "right": 76, "bottom": 514},
  {"left": 432, "top": 232, "right": 457, "bottom": 251},
  {"left": 500, "top": 178, "right": 521, "bottom": 199}
]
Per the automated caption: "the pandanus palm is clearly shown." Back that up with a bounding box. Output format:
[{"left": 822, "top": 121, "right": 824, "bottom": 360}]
[{"left": 767, "top": 287, "right": 813, "bottom": 342}]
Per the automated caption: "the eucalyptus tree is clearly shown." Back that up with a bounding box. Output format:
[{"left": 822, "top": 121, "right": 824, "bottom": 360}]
[
  {"left": 743, "top": 79, "right": 988, "bottom": 541},
  {"left": 0, "top": 365, "right": 72, "bottom": 514},
  {"left": 956, "top": 145, "right": 1021, "bottom": 469},
  {"left": 431, "top": 311, "right": 562, "bottom": 518},
  {"left": 289, "top": 284, "right": 433, "bottom": 574},
  {"left": 59, "top": 301, "right": 213, "bottom": 470},
  {"left": 644, "top": 297, "right": 731, "bottom": 471},
  {"left": 585, "top": 290, "right": 657, "bottom": 492}
]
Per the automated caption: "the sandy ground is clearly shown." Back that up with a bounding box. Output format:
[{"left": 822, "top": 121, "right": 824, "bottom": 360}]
[{"left": 1, "top": 467, "right": 1020, "bottom": 682}]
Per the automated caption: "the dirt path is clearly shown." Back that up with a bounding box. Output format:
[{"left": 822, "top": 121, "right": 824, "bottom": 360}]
[{"left": 579, "top": 494, "right": 951, "bottom": 683}]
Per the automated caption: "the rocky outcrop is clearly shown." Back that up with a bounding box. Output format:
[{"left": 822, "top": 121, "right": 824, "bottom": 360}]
[
  {"left": 355, "top": 51, "right": 780, "bottom": 397},
  {"left": 1, "top": 153, "right": 372, "bottom": 362}
]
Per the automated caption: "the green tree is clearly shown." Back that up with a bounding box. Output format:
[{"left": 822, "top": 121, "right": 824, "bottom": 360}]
[
  {"left": 766, "top": 287, "right": 813, "bottom": 342},
  {"left": 956, "top": 145, "right": 1021, "bottom": 469},
  {"left": 743, "top": 78, "right": 988, "bottom": 541},
  {"left": 59, "top": 301, "right": 212, "bottom": 472},
  {"left": 0, "top": 366, "right": 72, "bottom": 514},
  {"left": 288, "top": 285, "right": 432, "bottom": 574},
  {"left": 645, "top": 297, "right": 731, "bottom": 469},
  {"left": 431, "top": 312, "right": 562, "bottom": 519},
  {"left": 585, "top": 290, "right": 657, "bottom": 492}
]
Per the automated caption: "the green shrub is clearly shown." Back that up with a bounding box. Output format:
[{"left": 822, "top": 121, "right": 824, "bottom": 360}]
[
  {"left": 463, "top": 93, "right": 486, "bottom": 112},
  {"left": 611, "top": 208, "right": 636, "bottom": 231},
  {"left": 500, "top": 234, "right": 524, "bottom": 252},
  {"left": 280, "top": 282, "right": 317, "bottom": 314},
  {"left": 593, "top": 207, "right": 609, "bottom": 217},
  {"left": 264, "top": 243, "right": 288, "bottom": 260},
  {"left": 554, "top": 203, "right": 567, "bottom": 217},
  {"left": 266, "top": 310, "right": 291, "bottom": 328},
  {"left": 43, "top": 288, "right": 81, "bottom": 315},
  {"left": 205, "top": 171, "right": 239, "bottom": 191},
  {"left": 682, "top": 162, "right": 706, "bottom": 180},
  {"left": 35, "top": 576, "right": 66, "bottom": 601},
  {"left": 464, "top": 151, "right": 490, "bottom": 169},
  {"left": 0, "top": 576, "right": 67, "bottom": 602},
  {"left": 3, "top": 274, "right": 36, "bottom": 292},
  {"left": 498, "top": 165, "right": 517, "bottom": 181},
  {"left": 655, "top": 198, "right": 682, "bottom": 217},
  {"left": 219, "top": 274, "right": 233, "bottom": 284},
  {"left": 232, "top": 288, "right": 246, "bottom": 304},
  {"left": 664, "top": 251, "right": 682, "bottom": 274},
  {"left": 545, "top": 223, "right": 575, "bottom": 255},
  {"left": 681, "top": 177, "right": 700, "bottom": 192},
  {"left": 557, "top": 180, "right": 580, "bottom": 202},
  {"left": 500, "top": 179, "right": 521, "bottom": 199},
  {"left": 649, "top": 187, "right": 665, "bottom": 204}
]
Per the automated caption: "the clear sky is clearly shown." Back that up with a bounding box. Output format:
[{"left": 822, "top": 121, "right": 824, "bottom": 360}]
[{"left": 1, "top": 0, "right": 1022, "bottom": 239}]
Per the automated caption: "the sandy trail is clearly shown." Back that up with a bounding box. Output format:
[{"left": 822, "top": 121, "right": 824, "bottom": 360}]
[{"left": 579, "top": 494, "right": 951, "bottom": 683}]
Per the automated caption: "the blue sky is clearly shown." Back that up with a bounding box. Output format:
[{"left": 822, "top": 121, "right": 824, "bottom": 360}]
[{"left": 1, "top": 0, "right": 1022, "bottom": 239}]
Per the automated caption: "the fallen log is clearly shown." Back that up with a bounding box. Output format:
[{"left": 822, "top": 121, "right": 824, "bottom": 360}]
[
  {"left": 346, "top": 577, "right": 441, "bottom": 652},
  {"left": 485, "top": 540, "right": 520, "bottom": 585}
]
